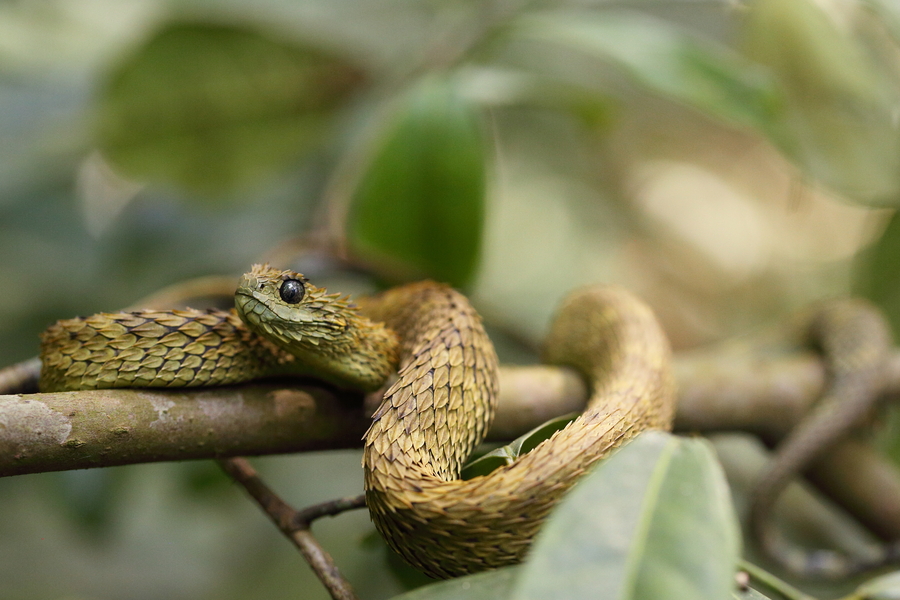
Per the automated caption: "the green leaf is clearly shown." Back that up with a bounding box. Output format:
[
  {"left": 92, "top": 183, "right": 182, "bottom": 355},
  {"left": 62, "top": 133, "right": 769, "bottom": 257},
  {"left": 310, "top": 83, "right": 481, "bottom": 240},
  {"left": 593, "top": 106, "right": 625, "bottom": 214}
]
[
  {"left": 862, "top": 212, "right": 900, "bottom": 462},
  {"left": 860, "top": 212, "right": 900, "bottom": 462},
  {"left": 513, "top": 10, "right": 783, "bottom": 139},
  {"left": 461, "top": 413, "right": 579, "bottom": 479},
  {"left": 389, "top": 566, "right": 518, "bottom": 600},
  {"left": 861, "top": 211, "right": 900, "bottom": 336},
  {"left": 854, "top": 570, "right": 900, "bottom": 600},
  {"left": 511, "top": 431, "right": 741, "bottom": 600},
  {"left": 96, "top": 21, "right": 364, "bottom": 196},
  {"left": 849, "top": 571, "right": 900, "bottom": 600},
  {"left": 743, "top": 0, "right": 900, "bottom": 205},
  {"left": 347, "top": 76, "right": 488, "bottom": 288}
]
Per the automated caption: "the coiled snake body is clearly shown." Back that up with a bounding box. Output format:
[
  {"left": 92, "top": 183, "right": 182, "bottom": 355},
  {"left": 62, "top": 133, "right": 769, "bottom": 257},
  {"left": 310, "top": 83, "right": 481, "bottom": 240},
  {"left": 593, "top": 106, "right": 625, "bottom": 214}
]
[{"left": 39, "top": 264, "right": 676, "bottom": 577}]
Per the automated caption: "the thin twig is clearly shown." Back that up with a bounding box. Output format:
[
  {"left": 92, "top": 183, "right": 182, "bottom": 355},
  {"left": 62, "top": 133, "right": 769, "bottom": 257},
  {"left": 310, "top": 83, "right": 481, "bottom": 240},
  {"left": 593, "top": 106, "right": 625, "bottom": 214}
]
[
  {"left": 217, "top": 457, "right": 365, "bottom": 600},
  {"left": 294, "top": 494, "right": 368, "bottom": 527},
  {"left": 738, "top": 559, "right": 819, "bottom": 600}
]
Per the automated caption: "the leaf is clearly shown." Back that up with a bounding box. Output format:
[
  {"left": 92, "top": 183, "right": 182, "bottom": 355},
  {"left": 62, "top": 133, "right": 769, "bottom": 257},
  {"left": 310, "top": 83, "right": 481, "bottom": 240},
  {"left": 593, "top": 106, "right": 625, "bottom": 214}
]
[
  {"left": 853, "top": 570, "right": 900, "bottom": 600},
  {"left": 389, "top": 566, "right": 518, "bottom": 600},
  {"left": 347, "top": 76, "right": 488, "bottom": 288},
  {"left": 96, "top": 21, "right": 364, "bottom": 196},
  {"left": 859, "top": 211, "right": 900, "bottom": 462},
  {"left": 743, "top": 0, "right": 900, "bottom": 205},
  {"left": 51, "top": 468, "right": 124, "bottom": 535},
  {"left": 861, "top": 211, "right": 900, "bottom": 336},
  {"left": 512, "top": 9, "right": 783, "bottom": 139},
  {"left": 511, "top": 431, "right": 741, "bottom": 600},
  {"left": 461, "top": 413, "right": 579, "bottom": 479}
]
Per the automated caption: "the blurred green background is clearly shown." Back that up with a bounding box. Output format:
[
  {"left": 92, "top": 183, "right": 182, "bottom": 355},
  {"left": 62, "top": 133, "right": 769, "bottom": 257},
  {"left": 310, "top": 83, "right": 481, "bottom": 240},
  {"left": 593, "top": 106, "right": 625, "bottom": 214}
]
[{"left": 3, "top": 0, "right": 900, "bottom": 598}]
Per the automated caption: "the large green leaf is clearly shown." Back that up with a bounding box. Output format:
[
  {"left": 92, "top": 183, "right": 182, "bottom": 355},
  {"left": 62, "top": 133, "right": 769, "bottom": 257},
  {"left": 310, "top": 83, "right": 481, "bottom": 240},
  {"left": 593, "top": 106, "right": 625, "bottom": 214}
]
[
  {"left": 743, "top": 0, "right": 900, "bottom": 205},
  {"left": 96, "top": 22, "right": 364, "bottom": 196},
  {"left": 511, "top": 432, "right": 741, "bottom": 600},
  {"left": 347, "top": 77, "right": 488, "bottom": 288},
  {"left": 512, "top": 10, "right": 783, "bottom": 139}
]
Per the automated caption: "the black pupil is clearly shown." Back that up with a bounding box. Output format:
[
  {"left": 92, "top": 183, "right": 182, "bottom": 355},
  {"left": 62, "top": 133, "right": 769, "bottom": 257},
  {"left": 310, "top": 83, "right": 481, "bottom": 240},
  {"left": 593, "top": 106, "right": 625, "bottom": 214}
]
[{"left": 279, "top": 279, "right": 305, "bottom": 304}]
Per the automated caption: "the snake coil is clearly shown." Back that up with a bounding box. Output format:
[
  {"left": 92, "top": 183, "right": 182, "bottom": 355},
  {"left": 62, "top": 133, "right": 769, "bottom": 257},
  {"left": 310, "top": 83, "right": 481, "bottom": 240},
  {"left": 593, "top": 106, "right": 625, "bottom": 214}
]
[{"left": 38, "top": 264, "right": 677, "bottom": 577}]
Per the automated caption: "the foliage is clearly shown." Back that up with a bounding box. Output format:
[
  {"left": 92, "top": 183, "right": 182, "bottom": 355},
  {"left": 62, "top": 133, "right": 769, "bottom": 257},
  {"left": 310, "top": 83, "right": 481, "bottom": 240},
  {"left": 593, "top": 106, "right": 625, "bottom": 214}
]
[
  {"left": 346, "top": 76, "right": 487, "bottom": 288},
  {"left": 3, "top": 0, "right": 900, "bottom": 599}
]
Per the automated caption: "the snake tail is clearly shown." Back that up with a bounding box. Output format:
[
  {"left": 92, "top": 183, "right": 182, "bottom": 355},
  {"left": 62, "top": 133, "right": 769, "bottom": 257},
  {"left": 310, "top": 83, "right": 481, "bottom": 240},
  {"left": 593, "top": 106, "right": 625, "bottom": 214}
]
[
  {"left": 749, "top": 298, "right": 896, "bottom": 577},
  {"left": 362, "top": 284, "right": 676, "bottom": 578}
]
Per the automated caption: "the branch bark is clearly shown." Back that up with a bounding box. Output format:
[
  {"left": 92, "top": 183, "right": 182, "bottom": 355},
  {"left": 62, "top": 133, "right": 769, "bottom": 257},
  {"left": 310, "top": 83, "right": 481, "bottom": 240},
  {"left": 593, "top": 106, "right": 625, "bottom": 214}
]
[{"left": 0, "top": 382, "right": 370, "bottom": 476}]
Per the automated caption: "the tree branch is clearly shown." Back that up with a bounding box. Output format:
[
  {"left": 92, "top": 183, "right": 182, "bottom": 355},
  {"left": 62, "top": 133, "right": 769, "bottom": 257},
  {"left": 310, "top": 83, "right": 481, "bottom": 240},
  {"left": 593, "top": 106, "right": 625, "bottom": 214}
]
[
  {"left": 2, "top": 347, "right": 900, "bottom": 541},
  {"left": 217, "top": 457, "right": 365, "bottom": 600},
  {"left": 0, "top": 382, "right": 370, "bottom": 476}
]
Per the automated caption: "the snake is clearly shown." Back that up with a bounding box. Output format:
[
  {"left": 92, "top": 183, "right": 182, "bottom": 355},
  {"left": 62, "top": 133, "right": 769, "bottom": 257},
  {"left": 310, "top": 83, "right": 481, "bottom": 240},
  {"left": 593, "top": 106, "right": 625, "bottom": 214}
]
[
  {"left": 748, "top": 298, "right": 900, "bottom": 578},
  {"left": 37, "top": 263, "right": 677, "bottom": 578}
]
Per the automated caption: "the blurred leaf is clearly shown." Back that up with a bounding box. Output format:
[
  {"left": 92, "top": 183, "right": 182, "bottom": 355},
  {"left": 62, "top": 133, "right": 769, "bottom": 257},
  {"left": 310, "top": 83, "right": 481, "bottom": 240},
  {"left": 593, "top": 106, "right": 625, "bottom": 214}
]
[
  {"left": 461, "top": 413, "right": 578, "bottom": 479},
  {"left": 511, "top": 432, "right": 741, "bottom": 600},
  {"left": 853, "top": 209, "right": 900, "bottom": 461},
  {"left": 512, "top": 10, "right": 783, "bottom": 138},
  {"left": 50, "top": 468, "right": 125, "bottom": 535},
  {"left": 177, "top": 460, "right": 232, "bottom": 496},
  {"left": 861, "top": 211, "right": 900, "bottom": 336},
  {"left": 853, "top": 570, "right": 900, "bottom": 599},
  {"left": 347, "top": 77, "right": 487, "bottom": 288},
  {"left": 743, "top": 0, "right": 900, "bottom": 205},
  {"left": 96, "top": 21, "right": 364, "bottom": 196},
  {"left": 867, "top": 0, "right": 900, "bottom": 46},
  {"left": 389, "top": 566, "right": 518, "bottom": 600}
]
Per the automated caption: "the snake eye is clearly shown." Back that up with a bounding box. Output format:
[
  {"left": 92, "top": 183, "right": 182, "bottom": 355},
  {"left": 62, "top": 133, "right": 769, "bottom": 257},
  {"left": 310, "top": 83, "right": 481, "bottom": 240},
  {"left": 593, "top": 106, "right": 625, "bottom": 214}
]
[{"left": 279, "top": 279, "right": 305, "bottom": 304}]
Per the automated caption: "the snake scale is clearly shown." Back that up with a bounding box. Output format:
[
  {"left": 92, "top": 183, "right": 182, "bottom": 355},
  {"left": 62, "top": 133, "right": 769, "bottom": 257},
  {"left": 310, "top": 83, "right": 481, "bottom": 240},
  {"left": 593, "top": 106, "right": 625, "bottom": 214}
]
[{"left": 38, "top": 263, "right": 676, "bottom": 577}]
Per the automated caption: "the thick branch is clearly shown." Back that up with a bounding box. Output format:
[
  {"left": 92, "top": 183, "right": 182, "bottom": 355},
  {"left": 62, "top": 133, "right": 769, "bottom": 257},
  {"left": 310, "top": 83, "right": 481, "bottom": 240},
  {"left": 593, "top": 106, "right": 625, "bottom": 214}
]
[
  {"left": 2, "top": 350, "right": 894, "bottom": 476},
  {"left": 0, "top": 382, "right": 370, "bottom": 476},
  {"left": 0, "top": 351, "right": 894, "bottom": 477},
  {"left": 2, "top": 348, "right": 900, "bottom": 540}
]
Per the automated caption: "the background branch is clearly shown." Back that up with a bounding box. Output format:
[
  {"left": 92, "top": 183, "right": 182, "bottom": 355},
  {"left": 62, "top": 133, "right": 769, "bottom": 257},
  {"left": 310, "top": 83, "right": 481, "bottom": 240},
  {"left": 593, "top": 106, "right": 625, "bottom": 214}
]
[{"left": 217, "top": 457, "right": 365, "bottom": 600}]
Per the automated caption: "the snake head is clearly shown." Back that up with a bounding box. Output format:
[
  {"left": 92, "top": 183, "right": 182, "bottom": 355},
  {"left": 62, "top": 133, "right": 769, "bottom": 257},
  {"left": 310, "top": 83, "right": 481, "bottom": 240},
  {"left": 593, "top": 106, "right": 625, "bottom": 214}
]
[
  {"left": 235, "top": 264, "right": 397, "bottom": 390},
  {"left": 235, "top": 263, "right": 353, "bottom": 343}
]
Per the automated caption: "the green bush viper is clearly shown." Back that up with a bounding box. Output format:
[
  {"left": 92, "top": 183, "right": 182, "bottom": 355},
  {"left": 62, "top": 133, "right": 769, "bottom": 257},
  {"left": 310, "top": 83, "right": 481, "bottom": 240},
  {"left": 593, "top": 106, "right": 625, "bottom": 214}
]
[
  {"left": 38, "top": 263, "right": 676, "bottom": 577},
  {"left": 35, "top": 264, "right": 897, "bottom": 578}
]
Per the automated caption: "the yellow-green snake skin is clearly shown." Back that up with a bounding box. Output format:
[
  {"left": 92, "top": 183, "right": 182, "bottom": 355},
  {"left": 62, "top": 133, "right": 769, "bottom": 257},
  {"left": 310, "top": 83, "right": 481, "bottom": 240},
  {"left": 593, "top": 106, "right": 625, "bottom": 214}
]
[{"left": 39, "top": 264, "right": 677, "bottom": 578}]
